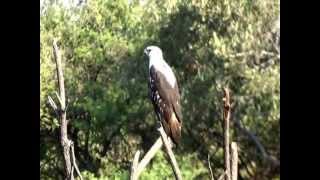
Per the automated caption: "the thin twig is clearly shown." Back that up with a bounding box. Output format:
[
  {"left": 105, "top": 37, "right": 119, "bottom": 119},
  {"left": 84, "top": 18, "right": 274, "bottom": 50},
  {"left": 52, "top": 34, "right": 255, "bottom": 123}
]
[
  {"left": 71, "top": 142, "right": 83, "bottom": 180},
  {"left": 48, "top": 96, "right": 58, "bottom": 112},
  {"left": 48, "top": 95, "right": 59, "bottom": 117},
  {"left": 55, "top": 91, "right": 63, "bottom": 109},
  {"left": 208, "top": 154, "right": 214, "bottom": 180},
  {"left": 52, "top": 39, "right": 66, "bottom": 110}
]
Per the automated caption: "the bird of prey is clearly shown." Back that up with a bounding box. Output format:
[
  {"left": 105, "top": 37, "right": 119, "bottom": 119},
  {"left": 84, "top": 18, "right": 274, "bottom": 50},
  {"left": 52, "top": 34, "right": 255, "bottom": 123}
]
[{"left": 144, "top": 46, "right": 182, "bottom": 145}]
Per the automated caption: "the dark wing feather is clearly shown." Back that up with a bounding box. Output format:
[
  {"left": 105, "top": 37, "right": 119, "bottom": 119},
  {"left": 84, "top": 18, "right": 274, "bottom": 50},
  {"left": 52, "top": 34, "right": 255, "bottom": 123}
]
[
  {"left": 171, "top": 83, "right": 183, "bottom": 123},
  {"left": 149, "top": 65, "right": 182, "bottom": 144}
]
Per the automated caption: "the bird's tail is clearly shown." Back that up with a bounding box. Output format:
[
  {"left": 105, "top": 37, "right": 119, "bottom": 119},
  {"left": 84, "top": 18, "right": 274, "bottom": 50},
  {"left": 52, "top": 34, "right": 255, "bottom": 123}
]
[{"left": 170, "top": 112, "right": 181, "bottom": 145}]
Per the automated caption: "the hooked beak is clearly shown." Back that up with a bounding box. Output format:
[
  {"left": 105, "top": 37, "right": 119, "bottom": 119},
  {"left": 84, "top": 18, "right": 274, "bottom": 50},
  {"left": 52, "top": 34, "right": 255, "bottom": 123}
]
[{"left": 143, "top": 49, "right": 148, "bottom": 56}]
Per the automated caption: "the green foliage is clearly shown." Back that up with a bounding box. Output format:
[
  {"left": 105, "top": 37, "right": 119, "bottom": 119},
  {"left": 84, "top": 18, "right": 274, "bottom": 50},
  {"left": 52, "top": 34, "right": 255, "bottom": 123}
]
[{"left": 41, "top": 0, "right": 279, "bottom": 179}]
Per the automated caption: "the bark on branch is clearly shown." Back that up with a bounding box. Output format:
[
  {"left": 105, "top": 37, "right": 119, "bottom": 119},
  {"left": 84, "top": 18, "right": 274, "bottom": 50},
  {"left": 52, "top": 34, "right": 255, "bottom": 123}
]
[
  {"left": 158, "top": 126, "right": 183, "bottom": 180},
  {"left": 223, "top": 88, "right": 231, "bottom": 180},
  {"left": 49, "top": 39, "right": 82, "bottom": 180},
  {"left": 222, "top": 88, "right": 239, "bottom": 180},
  {"left": 208, "top": 87, "right": 238, "bottom": 180},
  {"left": 208, "top": 154, "right": 214, "bottom": 180},
  {"left": 130, "top": 125, "right": 182, "bottom": 180},
  {"left": 231, "top": 142, "right": 238, "bottom": 180},
  {"left": 130, "top": 137, "right": 163, "bottom": 180}
]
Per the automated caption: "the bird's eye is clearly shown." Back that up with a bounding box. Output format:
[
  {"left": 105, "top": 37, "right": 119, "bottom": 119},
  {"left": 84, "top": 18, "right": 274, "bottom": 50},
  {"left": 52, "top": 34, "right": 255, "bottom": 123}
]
[{"left": 144, "top": 48, "right": 152, "bottom": 56}]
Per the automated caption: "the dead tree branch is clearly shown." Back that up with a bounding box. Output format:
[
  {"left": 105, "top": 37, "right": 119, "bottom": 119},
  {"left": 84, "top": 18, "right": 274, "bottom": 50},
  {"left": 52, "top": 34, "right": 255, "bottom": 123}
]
[
  {"left": 158, "top": 126, "right": 183, "bottom": 180},
  {"left": 48, "top": 39, "right": 82, "bottom": 180},
  {"left": 48, "top": 96, "right": 58, "bottom": 113},
  {"left": 223, "top": 88, "right": 231, "bottom": 180},
  {"left": 218, "top": 171, "right": 226, "bottom": 180},
  {"left": 52, "top": 38, "right": 72, "bottom": 180},
  {"left": 210, "top": 87, "right": 239, "bottom": 180},
  {"left": 130, "top": 151, "right": 140, "bottom": 180},
  {"left": 208, "top": 154, "right": 214, "bottom": 180},
  {"left": 231, "top": 142, "right": 238, "bottom": 180},
  {"left": 130, "top": 137, "right": 163, "bottom": 180},
  {"left": 130, "top": 125, "right": 182, "bottom": 180},
  {"left": 71, "top": 142, "right": 83, "bottom": 180}
]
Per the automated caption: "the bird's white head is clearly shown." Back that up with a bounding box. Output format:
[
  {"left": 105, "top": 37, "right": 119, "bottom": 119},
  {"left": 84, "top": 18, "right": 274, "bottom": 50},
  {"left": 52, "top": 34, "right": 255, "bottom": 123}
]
[
  {"left": 144, "top": 45, "right": 165, "bottom": 69},
  {"left": 144, "top": 46, "right": 163, "bottom": 60},
  {"left": 144, "top": 45, "right": 176, "bottom": 87}
]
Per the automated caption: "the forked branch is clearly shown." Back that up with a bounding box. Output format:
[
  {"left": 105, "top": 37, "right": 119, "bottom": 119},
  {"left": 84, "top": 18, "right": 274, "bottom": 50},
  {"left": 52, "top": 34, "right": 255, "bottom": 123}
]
[
  {"left": 48, "top": 39, "right": 82, "bottom": 180},
  {"left": 130, "top": 125, "right": 182, "bottom": 180},
  {"left": 130, "top": 137, "right": 163, "bottom": 180}
]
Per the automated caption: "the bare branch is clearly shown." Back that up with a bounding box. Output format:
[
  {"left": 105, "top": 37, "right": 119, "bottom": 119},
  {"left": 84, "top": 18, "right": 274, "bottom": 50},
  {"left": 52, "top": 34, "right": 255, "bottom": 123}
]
[
  {"left": 223, "top": 88, "right": 231, "bottom": 180},
  {"left": 48, "top": 96, "right": 58, "bottom": 112},
  {"left": 136, "top": 138, "right": 162, "bottom": 176},
  {"left": 131, "top": 125, "right": 183, "bottom": 180},
  {"left": 218, "top": 171, "right": 226, "bottom": 180},
  {"left": 55, "top": 91, "right": 63, "bottom": 110},
  {"left": 70, "top": 164, "right": 74, "bottom": 180},
  {"left": 71, "top": 142, "right": 83, "bottom": 180},
  {"left": 158, "top": 126, "right": 183, "bottom": 180},
  {"left": 53, "top": 39, "right": 66, "bottom": 110},
  {"left": 231, "top": 142, "right": 238, "bottom": 180},
  {"left": 51, "top": 39, "right": 76, "bottom": 180},
  {"left": 130, "top": 151, "right": 140, "bottom": 180},
  {"left": 208, "top": 154, "right": 214, "bottom": 180},
  {"left": 130, "top": 137, "right": 163, "bottom": 180}
]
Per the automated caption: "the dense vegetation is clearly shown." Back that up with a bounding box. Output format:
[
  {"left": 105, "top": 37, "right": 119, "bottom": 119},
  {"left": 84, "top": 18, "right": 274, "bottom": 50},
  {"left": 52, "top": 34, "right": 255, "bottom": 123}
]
[{"left": 40, "top": 0, "right": 280, "bottom": 179}]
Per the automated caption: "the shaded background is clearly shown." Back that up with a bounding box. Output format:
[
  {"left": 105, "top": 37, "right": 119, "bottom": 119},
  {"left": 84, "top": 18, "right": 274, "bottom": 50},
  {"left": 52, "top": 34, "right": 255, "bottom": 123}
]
[{"left": 40, "top": 0, "right": 280, "bottom": 179}]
